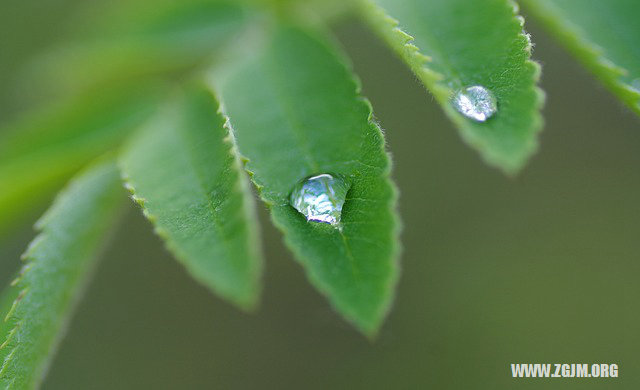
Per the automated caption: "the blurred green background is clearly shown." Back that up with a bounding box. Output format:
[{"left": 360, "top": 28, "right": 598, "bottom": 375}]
[{"left": 1, "top": 1, "right": 639, "bottom": 389}]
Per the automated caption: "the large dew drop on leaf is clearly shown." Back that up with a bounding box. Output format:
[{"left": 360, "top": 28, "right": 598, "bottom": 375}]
[
  {"left": 217, "top": 24, "right": 400, "bottom": 336},
  {"left": 289, "top": 173, "right": 350, "bottom": 227}
]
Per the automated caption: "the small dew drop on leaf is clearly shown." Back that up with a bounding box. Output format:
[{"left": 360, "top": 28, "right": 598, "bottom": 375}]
[
  {"left": 452, "top": 85, "right": 498, "bottom": 122},
  {"left": 289, "top": 173, "right": 350, "bottom": 227}
]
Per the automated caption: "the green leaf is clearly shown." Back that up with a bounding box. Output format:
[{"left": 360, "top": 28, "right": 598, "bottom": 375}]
[
  {"left": 0, "top": 157, "right": 125, "bottom": 389},
  {"left": 0, "top": 285, "right": 20, "bottom": 365},
  {"left": 119, "top": 83, "right": 263, "bottom": 309},
  {"left": 217, "top": 25, "right": 400, "bottom": 336},
  {"left": 30, "top": 0, "right": 247, "bottom": 95},
  {"left": 0, "top": 85, "right": 160, "bottom": 236},
  {"left": 360, "top": 0, "right": 544, "bottom": 173},
  {"left": 522, "top": 0, "right": 640, "bottom": 116}
]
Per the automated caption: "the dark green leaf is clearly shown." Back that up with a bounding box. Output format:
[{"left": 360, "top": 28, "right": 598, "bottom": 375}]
[
  {"left": 522, "top": 0, "right": 640, "bottom": 116},
  {"left": 217, "top": 25, "right": 400, "bottom": 336},
  {"left": 360, "top": 0, "right": 544, "bottom": 173},
  {"left": 0, "top": 157, "right": 125, "bottom": 389},
  {"left": 119, "top": 84, "right": 263, "bottom": 309}
]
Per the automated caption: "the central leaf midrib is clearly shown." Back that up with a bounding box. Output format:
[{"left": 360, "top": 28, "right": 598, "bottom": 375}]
[
  {"left": 264, "top": 45, "right": 360, "bottom": 279},
  {"left": 173, "top": 116, "right": 245, "bottom": 286},
  {"left": 264, "top": 50, "right": 319, "bottom": 174}
]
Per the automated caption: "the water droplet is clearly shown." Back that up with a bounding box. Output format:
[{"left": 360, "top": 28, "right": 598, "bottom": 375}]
[
  {"left": 631, "top": 78, "right": 640, "bottom": 93},
  {"left": 452, "top": 85, "right": 498, "bottom": 122},
  {"left": 289, "top": 173, "right": 350, "bottom": 226}
]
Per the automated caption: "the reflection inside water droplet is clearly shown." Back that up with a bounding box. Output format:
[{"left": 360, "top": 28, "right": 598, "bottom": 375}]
[
  {"left": 289, "top": 173, "right": 350, "bottom": 226},
  {"left": 452, "top": 85, "right": 498, "bottom": 122}
]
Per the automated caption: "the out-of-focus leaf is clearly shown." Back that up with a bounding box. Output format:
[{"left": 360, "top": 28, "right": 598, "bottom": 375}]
[
  {"left": 30, "top": 0, "right": 247, "bottom": 95},
  {"left": 217, "top": 25, "right": 400, "bottom": 336},
  {"left": 522, "top": 0, "right": 640, "bottom": 116},
  {"left": 0, "top": 85, "right": 161, "bottom": 236},
  {"left": 360, "top": 0, "right": 544, "bottom": 173},
  {"left": 0, "top": 157, "right": 125, "bottom": 389},
  {"left": 120, "top": 84, "right": 263, "bottom": 309}
]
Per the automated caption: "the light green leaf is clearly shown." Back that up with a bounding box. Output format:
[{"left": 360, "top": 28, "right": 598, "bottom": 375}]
[
  {"left": 119, "top": 83, "right": 262, "bottom": 309},
  {"left": 0, "top": 157, "right": 125, "bottom": 389},
  {"left": 522, "top": 0, "right": 640, "bottom": 115},
  {"left": 0, "top": 285, "right": 19, "bottom": 366},
  {"left": 217, "top": 25, "right": 400, "bottom": 336},
  {"left": 0, "top": 85, "right": 160, "bottom": 236},
  {"left": 31, "top": 0, "right": 247, "bottom": 95},
  {"left": 360, "top": 0, "right": 544, "bottom": 173}
]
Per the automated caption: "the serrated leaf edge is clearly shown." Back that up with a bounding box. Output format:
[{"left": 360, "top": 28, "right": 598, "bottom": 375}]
[
  {"left": 522, "top": 0, "right": 640, "bottom": 115},
  {"left": 0, "top": 157, "right": 124, "bottom": 388},
  {"left": 359, "top": 0, "right": 545, "bottom": 174},
  {"left": 212, "top": 28, "right": 401, "bottom": 337},
  {"left": 118, "top": 96, "right": 262, "bottom": 311}
]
